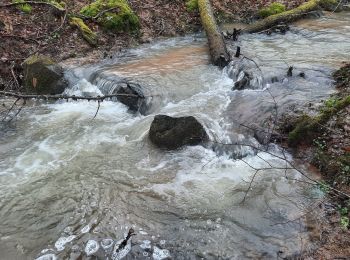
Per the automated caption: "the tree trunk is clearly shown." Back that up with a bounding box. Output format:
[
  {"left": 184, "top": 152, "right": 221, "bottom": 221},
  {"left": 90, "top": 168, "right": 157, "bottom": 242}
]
[
  {"left": 198, "top": 0, "right": 230, "bottom": 67},
  {"left": 245, "top": 0, "right": 322, "bottom": 33}
]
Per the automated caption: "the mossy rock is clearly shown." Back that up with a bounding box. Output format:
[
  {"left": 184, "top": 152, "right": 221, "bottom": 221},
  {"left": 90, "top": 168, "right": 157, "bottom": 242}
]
[
  {"left": 70, "top": 17, "right": 98, "bottom": 46},
  {"left": 186, "top": 0, "right": 198, "bottom": 12},
  {"left": 23, "top": 54, "right": 68, "bottom": 94},
  {"left": 259, "top": 2, "right": 286, "bottom": 18},
  {"left": 80, "top": 0, "right": 139, "bottom": 32}
]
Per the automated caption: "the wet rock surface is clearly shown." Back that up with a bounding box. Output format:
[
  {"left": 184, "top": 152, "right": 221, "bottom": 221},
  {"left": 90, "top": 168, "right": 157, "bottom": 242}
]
[
  {"left": 116, "top": 82, "right": 148, "bottom": 114},
  {"left": 149, "top": 115, "right": 209, "bottom": 150},
  {"left": 23, "top": 54, "right": 67, "bottom": 95}
]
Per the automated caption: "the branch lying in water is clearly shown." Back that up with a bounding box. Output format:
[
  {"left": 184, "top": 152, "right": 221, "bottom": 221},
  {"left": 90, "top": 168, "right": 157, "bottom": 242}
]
[
  {"left": 0, "top": 91, "right": 153, "bottom": 101},
  {"left": 0, "top": 91, "right": 157, "bottom": 122}
]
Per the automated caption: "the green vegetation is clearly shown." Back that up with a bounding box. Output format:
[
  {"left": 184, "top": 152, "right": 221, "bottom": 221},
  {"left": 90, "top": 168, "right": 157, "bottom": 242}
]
[
  {"left": 70, "top": 17, "right": 98, "bottom": 46},
  {"left": 186, "top": 0, "right": 198, "bottom": 12},
  {"left": 258, "top": 2, "right": 286, "bottom": 18},
  {"left": 317, "top": 181, "right": 331, "bottom": 193},
  {"left": 80, "top": 0, "right": 139, "bottom": 32},
  {"left": 339, "top": 205, "right": 349, "bottom": 229},
  {"left": 288, "top": 95, "right": 350, "bottom": 146},
  {"left": 12, "top": 0, "right": 32, "bottom": 13}
]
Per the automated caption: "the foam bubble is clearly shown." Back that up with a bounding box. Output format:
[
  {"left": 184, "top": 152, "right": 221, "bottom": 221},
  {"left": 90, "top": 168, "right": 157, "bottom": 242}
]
[
  {"left": 152, "top": 246, "right": 171, "bottom": 260},
  {"left": 54, "top": 235, "right": 76, "bottom": 251},
  {"left": 85, "top": 240, "right": 100, "bottom": 256},
  {"left": 35, "top": 254, "right": 57, "bottom": 260}
]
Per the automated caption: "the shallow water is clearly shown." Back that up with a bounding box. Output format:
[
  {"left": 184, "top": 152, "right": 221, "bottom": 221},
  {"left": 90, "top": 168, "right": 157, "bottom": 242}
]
[{"left": 0, "top": 13, "right": 350, "bottom": 259}]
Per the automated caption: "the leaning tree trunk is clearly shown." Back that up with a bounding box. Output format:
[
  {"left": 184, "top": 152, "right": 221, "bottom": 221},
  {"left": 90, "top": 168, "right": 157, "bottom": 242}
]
[
  {"left": 245, "top": 0, "right": 322, "bottom": 33},
  {"left": 198, "top": 0, "right": 230, "bottom": 67}
]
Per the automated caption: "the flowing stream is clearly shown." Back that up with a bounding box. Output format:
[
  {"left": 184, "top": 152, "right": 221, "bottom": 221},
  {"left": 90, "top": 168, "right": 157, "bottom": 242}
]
[{"left": 0, "top": 13, "right": 350, "bottom": 260}]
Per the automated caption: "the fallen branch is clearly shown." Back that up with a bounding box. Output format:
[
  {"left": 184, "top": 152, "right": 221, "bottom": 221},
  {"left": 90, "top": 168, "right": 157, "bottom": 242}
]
[
  {"left": 244, "top": 0, "right": 323, "bottom": 33},
  {"left": 0, "top": 91, "right": 154, "bottom": 101},
  {"left": 0, "top": 1, "right": 65, "bottom": 12}
]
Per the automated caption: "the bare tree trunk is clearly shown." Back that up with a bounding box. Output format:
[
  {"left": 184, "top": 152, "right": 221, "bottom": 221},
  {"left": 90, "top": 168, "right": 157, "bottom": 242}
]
[{"left": 198, "top": 0, "right": 230, "bottom": 67}]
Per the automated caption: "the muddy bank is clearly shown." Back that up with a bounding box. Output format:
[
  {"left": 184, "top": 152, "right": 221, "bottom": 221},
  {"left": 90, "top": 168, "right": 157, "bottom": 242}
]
[{"left": 278, "top": 63, "right": 350, "bottom": 258}]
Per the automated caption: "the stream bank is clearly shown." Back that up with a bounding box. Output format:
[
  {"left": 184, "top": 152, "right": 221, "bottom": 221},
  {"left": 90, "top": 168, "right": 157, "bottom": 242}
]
[{"left": 278, "top": 63, "right": 350, "bottom": 258}]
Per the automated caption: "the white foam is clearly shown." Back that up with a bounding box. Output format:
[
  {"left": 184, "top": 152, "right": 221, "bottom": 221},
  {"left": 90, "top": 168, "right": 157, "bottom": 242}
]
[
  {"left": 35, "top": 254, "right": 57, "bottom": 260},
  {"left": 85, "top": 240, "right": 100, "bottom": 256},
  {"left": 140, "top": 240, "right": 152, "bottom": 249},
  {"left": 101, "top": 238, "right": 114, "bottom": 250},
  {"left": 152, "top": 246, "right": 171, "bottom": 260},
  {"left": 81, "top": 224, "right": 90, "bottom": 234},
  {"left": 54, "top": 235, "right": 76, "bottom": 251}
]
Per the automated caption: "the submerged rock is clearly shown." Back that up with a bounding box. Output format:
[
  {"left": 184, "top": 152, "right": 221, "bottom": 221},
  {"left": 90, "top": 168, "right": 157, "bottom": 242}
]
[
  {"left": 232, "top": 71, "right": 253, "bottom": 90},
  {"left": 149, "top": 115, "right": 208, "bottom": 150},
  {"left": 116, "top": 83, "right": 148, "bottom": 114},
  {"left": 23, "top": 54, "right": 67, "bottom": 94}
]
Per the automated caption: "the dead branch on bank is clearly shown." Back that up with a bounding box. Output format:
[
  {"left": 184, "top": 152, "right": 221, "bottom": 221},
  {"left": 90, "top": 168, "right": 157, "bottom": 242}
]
[{"left": 0, "top": 0, "right": 65, "bottom": 16}]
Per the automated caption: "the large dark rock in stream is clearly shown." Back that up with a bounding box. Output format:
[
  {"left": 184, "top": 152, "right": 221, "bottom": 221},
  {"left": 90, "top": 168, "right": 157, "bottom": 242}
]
[
  {"left": 149, "top": 115, "right": 209, "bottom": 150},
  {"left": 116, "top": 83, "right": 148, "bottom": 115},
  {"left": 23, "top": 54, "right": 67, "bottom": 94}
]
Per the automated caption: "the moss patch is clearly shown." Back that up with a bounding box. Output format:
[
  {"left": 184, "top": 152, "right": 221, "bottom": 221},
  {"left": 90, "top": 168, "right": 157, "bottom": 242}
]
[
  {"left": 186, "top": 0, "right": 198, "bottom": 12},
  {"left": 259, "top": 2, "right": 286, "bottom": 18},
  {"left": 80, "top": 0, "right": 139, "bottom": 32},
  {"left": 333, "top": 63, "right": 350, "bottom": 89},
  {"left": 70, "top": 17, "right": 98, "bottom": 46}
]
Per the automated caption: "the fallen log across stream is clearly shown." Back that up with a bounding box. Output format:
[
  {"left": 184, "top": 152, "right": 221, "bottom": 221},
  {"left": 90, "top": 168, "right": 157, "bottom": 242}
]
[
  {"left": 198, "top": 0, "right": 230, "bottom": 67},
  {"left": 244, "top": 0, "right": 338, "bottom": 33}
]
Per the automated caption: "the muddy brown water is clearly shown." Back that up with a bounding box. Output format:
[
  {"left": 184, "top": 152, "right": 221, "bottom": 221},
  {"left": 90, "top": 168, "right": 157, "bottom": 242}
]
[{"left": 0, "top": 13, "right": 350, "bottom": 260}]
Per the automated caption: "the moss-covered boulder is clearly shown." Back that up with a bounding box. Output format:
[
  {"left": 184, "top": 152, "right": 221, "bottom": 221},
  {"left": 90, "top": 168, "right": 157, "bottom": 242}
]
[
  {"left": 259, "top": 2, "right": 286, "bottom": 18},
  {"left": 80, "top": 0, "right": 139, "bottom": 32},
  {"left": 70, "top": 17, "right": 98, "bottom": 46},
  {"left": 23, "top": 54, "right": 68, "bottom": 94}
]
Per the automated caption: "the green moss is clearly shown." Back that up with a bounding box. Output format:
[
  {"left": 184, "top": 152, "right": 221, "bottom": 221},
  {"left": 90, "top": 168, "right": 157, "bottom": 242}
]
[
  {"left": 12, "top": 0, "right": 32, "bottom": 13},
  {"left": 70, "top": 17, "right": 98, "bottom": 46},
  {"left": 259, "top": 2, "right": 286, "bottom": 18},
  {"left": 186, "top": 0, "right": 198, "bottom": 12},
  {"left": 20, "top": 3, "right": 32, "bottom": 13},
  {"left": 288, "top": 95, "right": 350, "bottom": 146},
  {"left": 80, "top": 0, "right": 139, "bottom": 32}
]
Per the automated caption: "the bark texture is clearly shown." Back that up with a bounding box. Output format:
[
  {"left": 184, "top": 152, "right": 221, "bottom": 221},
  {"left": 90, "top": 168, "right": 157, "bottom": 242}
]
[
  {"left": 198, "top": 0, "right": 230, "bottom": 67},
  {"left": 245, "top": 0, "right": 323, "bottom": 33}
]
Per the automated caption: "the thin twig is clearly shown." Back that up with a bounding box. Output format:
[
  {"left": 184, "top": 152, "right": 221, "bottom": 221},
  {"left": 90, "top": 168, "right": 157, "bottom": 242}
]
[
  {"left": 93, "top": 100, "right": 101, "bottom": 119},
  {"left": 0, "top": 91, "right": 156, "bottom": 101}
]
